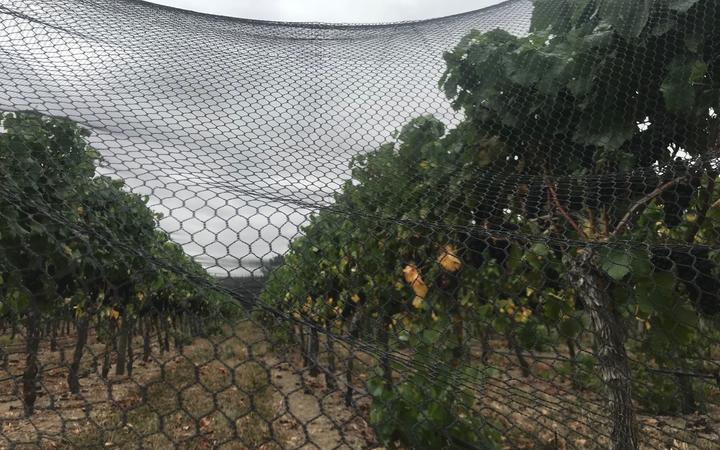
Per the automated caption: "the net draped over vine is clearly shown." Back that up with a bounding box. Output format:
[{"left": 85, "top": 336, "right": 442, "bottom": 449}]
[{"left": 0, "top": 0, "right": 719, "bottom": 449}]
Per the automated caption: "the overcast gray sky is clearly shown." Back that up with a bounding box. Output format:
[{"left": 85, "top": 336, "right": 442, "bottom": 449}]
[{"left": 148, "top": 0, "right": 506, "bottom": 23}]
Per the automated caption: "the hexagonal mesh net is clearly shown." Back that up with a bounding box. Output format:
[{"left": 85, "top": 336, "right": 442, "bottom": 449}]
[{"left": 1, "top": 0, "right": 720, "bottom": 449}]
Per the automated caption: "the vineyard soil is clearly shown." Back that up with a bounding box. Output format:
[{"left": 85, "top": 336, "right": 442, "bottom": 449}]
[
  {"left": 0, "top": 324, "right": 718, "bottom": 449},
  {"left": 0, "top": 321, "right": 376, "bottom": 449}
]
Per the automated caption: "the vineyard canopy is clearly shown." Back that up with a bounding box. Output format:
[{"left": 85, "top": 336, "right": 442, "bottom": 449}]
[{"left": 1, "top": 1, "right": 720, "bottom": 449}]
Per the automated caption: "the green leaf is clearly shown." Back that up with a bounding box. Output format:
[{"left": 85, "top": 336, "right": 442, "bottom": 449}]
[
  {"left": 683, "top": 32, "right": 702, "bottom": 52},
  {"left": 422, "top": 329, "right": 440, "bottom": 345},
  {"left": 506, "top": 243, "right": 524, "bottom": 271},
  {"left": 661, "top": 57, "right": 707, "bottom": 113},
  {"left": 9, "top": 289, "right": 29, "bottom": 312},
  {"left": 600, "top": 248, "right": 632, "bottom": 280},
  {"left": 598, "top": 0, "right": 652, "bottom": 39},
  {"left": 636, "top": 272, "right": 676, "bottom": 314},
  {"left": 629, "top": 248, "right": 653, "bottom": 278},
  {"left": 369, "top": 406, "right": 385, "bottom": 428},
  {"left": 530, "top": 242, "right": 550, "bottom": 257},
  {"left": 574, "top": 114, "right": 637, "bottom": 150},
  {"left": 398, "top": 329, "right": 410, "bottom": 342},
  {"left": 558, "top": 317, "right": 582, "bottom": 339},
  {"left": 398, "top": 383, "right": 422, "bottom": 404},
  {"left": 668, "top": 0, "right": 701, "bottom": 12},
  {"left": 427, "top": 401, "right": 452, "bottom": 425},
  {"left": 367, "top": 376, "right": 386, "bottom": 398}
]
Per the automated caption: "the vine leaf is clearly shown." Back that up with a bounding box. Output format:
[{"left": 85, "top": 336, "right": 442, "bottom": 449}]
[
  {"left": 600, "top": 248, "right": 632, "bottom": 280},
  {"left": 668, "top": 0, "right": 702, "bottom": 12},
  {"left": 598, "top": 0, "right": 652, "bottom": 39},
  {"left": 661, "top": 57, "right": 708, "bottom": 113}
]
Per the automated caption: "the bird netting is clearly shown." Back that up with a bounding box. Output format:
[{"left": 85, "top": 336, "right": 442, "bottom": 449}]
[{"left": 1, "top": 0, "right": 719, "bottom": 449}]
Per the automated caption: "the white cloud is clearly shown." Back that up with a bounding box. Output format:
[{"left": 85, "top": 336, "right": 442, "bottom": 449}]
[{"left": 147, "top": 0, "right": 506, "bottom": 23}]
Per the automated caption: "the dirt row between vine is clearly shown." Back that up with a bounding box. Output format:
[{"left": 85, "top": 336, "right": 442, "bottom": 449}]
[
  {"left": 0, "top": 322, "right": 378, "bottom": 450},
  {"left": 1, "top": 325, "right": 718, "bottom": 450}
]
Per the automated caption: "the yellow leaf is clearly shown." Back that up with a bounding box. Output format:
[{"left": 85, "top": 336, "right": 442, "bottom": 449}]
[
  {"left": 403, "top": 265, "right": 419, "bottom": 284},
  {"left": 412, "top": 282, "right": 428, "bottom": 298},
  {"left": 526, "top": 287, "right": 535, "bottom": 297},
  {"left": 581, "top": 217, "right": 594, "bottom": 238},
  {"left": 412, "top": 296, "right": 425, "bottom": 310},
  {"left": 499, "top": 299, "right": 515, "bottom": 315},
  {"left": 437, "top": 245, "right": 462, "bottom": 272},
  {"left": 431, "top": 311, "right": 438, "bottom": 321},
  {"left": 351, "top": 294, "right": 361, "bottom": 303},
  {"left": 515, "top": 307, "right": 532, "bottom": 323},
  {"left": 403, "top": 265, "right": 428, "bottom": 298}
]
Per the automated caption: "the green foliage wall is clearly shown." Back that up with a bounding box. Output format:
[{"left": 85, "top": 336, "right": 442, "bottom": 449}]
[
  {"left": 262, "top": 1, "right": 720, "bottom": 447},
  {"left": 0, "top": 112, "right": 224, "bottom": 321}
]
